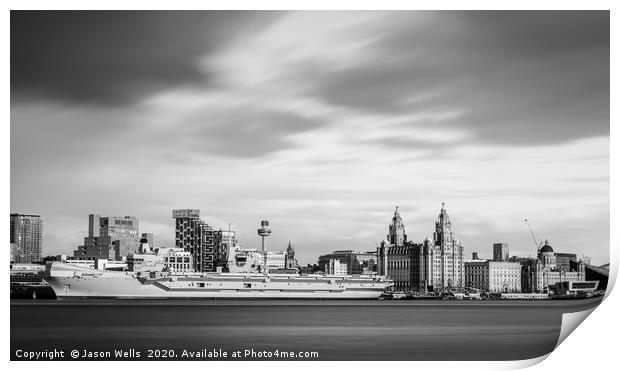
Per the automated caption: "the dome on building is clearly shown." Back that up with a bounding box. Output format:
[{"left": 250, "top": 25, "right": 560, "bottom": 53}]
[{"left": 539, "top": 239, "right": 554, "bottom": 253}]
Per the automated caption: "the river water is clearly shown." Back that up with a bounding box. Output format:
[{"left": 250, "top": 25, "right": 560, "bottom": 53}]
[{"left": 10, "top": 298, "right": 602, "bottom": 361}]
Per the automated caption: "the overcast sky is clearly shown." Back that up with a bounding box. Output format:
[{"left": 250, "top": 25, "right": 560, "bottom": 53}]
[{"left": 11, "top": 11, "right": 609, "bottom": 265}]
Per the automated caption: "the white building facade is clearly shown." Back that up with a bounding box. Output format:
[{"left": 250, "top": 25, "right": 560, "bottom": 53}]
[{"left": 325, "top": 258, "right": 348, "bottom": 275}]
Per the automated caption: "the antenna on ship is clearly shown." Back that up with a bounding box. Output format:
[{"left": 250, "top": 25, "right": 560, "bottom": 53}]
[{"left": 258, "top": 219, "right": 271, "bottom": 275}]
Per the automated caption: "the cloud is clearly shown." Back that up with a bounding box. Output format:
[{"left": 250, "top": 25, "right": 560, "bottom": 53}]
[
  {"left": 10, "top": 11, "right": 282, "bottom": 106},
  {"left": 308, "top": 11, "right": 609, "bottom": 145},
  {"left": 143, "top": 102, "right": 328, "bottom": 159},
  {"left": 10, "top": 11, "right": 610, "bottom": 265}
]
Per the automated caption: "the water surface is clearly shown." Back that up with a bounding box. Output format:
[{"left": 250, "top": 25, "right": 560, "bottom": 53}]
[{"left": 10, "top": 298, "right": 602, "bottom": 361}]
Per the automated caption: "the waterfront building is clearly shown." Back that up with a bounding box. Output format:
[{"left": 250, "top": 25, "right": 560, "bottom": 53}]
[
  {"left": 463, "top": 257, "right": 488, "bottom": 291},
  {"left": 318, "top": 250, "right": 377, "bottom": 275},
  {"left": 377, "top": 243, "right": 421, "bottom": 290},
  {"left": 214, "top": 228, "right": 237, "bottom": 267},
  {"left": 493, "top": 243, "right": 509, "bottom": 262},
  {"left": 74, "top": 233, "right": 114, "bottom": 260},
  {"left": 529, "top": 240, "right": 585, "bottom": 293},
  {"left": 377, "top": 204, "right": 465, "bottom": 292},
  {"left": 264, "top": 250, "right": 286, "bottom": 269},
  {"left": 582, "top": 263, "right": 609, "bottom": 290},
  {"left": 74, "top": 214, "right": 139, "bottom": 260},
  {"left": 173, "top": 209, "right": 215, "bottom": 272},
  {"left": 10, "top": 213, "right": 43, "bottom": 263},
  {"left": 300, "top": 264, "right": 320, "bottom": 275},
  {"left": 554, "top": 252, "right": 579, "bottom": 272},
  {"left": 325, "top": 258, "right": 348, "bottom": 275},
  {"left": 552, "top": 280, "right": 599, "bottom": 296},
  {"left": 100, "top": 215, "right": 140, "bottom": 257},
  {"left": 420, "top": 203, "right": 465, "bottom": 291},
  {"left": 376, "top": 206, "right": 415, "bottom": 290},
  {"left": 163, "top": 248, "right": 193, "bottom": 273},
  {"left": 577, "top": 254, "right": 591, "bottom": 266},
  {"left": 464, "top": 257, "right": 521, "bottom": 293}
]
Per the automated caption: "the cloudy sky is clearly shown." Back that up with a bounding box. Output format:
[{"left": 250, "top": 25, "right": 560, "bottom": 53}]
[{"left": 11, "top": 11, "right": 609, "bottom": 265}]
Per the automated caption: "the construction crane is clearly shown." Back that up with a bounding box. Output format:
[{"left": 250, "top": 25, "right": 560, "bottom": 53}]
[{"left": 524, "top": 219, "right": 543, "bottom": 251}]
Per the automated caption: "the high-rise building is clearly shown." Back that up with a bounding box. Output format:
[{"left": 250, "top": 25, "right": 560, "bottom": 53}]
[
  {"left": 493, "top": 243, "right": 509, "bottom": 262},
  {"left": 74, "top": 214, "right": 139, "bottom": 261},
  {"left": 214, "top": 228, "right": 237, "bottom": 267},
  {"left": 10, "top": 214, "right": 43, "bottom": 263},
  {"left": 421, "top": 203, "right": 465, "bottom": 291},
  {"left": 173, "top": 209, "right": 215, "bottom": 272},
  {"left": 100, "top": 216, "right": 140, "bottom": 257}
]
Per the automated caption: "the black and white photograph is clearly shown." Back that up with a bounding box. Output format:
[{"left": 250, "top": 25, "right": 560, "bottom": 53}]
[{"left": 8, "top": 7, "right": 613, "bottom": 365}]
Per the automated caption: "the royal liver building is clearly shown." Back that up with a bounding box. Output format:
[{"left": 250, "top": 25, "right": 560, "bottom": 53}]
[
  {"left": 377, "top": 203, "right": 465, "bottom": 292},
  {"left": 420, "top": 203, "right": 465, "bottom": 291}
]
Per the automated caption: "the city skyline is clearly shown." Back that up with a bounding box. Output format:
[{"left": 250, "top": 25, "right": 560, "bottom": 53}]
[
  {"left": 8, "top": 203, "right": 604, "bottom": 266},
  {"left": 11, "top": 11, "right": 609, "bottom": 265}
]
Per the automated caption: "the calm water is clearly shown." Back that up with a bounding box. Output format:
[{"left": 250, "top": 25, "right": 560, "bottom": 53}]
[{"left": 11, "top": 298, "right": 602, "bottom": 361}]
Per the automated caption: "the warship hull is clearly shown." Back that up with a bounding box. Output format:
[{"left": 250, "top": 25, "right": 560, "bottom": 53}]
[{"left": 43, "top": 263, "right": 392, "bottom": 299}]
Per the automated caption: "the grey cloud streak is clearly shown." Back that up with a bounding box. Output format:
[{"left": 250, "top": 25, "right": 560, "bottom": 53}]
[
  {"left": 11, "top": 11, "right": 283, "bottom": 106},
  {"left": 310, "top": 11, "right": 609, "bottom": 146}
]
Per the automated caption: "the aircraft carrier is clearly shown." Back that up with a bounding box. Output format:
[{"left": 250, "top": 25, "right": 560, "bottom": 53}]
[
  {"left": 43, "top": 262, "right": 392, "bottom": 299},
  {"left": 42, "top": 237, "right": 392, "bottom": 299}
]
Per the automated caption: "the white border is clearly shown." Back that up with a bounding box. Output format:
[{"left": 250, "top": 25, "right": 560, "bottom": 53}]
[{"left": 4, "top": 2, "right": 617, "bottom": 371}]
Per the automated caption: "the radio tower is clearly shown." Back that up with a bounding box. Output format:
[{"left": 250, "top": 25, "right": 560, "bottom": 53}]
[{"left": 257, "top": 220, "right": 271, "bottom": 274}]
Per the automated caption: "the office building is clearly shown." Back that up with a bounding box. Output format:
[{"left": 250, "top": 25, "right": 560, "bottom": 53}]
[
  {"left": 319, "top": 250, "right": 377, "bottom": 275},
  {"left": 377, "top": 243, "right": 421, "bottom": 290},
  {"left": 214, "top": 228, "right": 237, "bottom": 267},
  {"left": 74, "top": 214, "right": 139, "bottom": 260},
  {"left": 264, "top": 250, "right": 286, "bottom": 270},
  {"left": 465, "top": 256, "right": 521, "bottom": 293},
  {"left": 325, "top": 258, "right": 348, "bottom": 275},
  {"left": 173, "top": 209, "right": 215, "bottom": 272},
  {"left": 10, "top": 214, "right": 43, "bottom": 263},
  {"left": 493, "top": 243, "right": 509, "bottom": 262},
  {"left": 163, "top": 248, "right": 193, "bottom": 274},
  {"left": 100, "top": 215, "right": 140, "bottom": 257}
]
